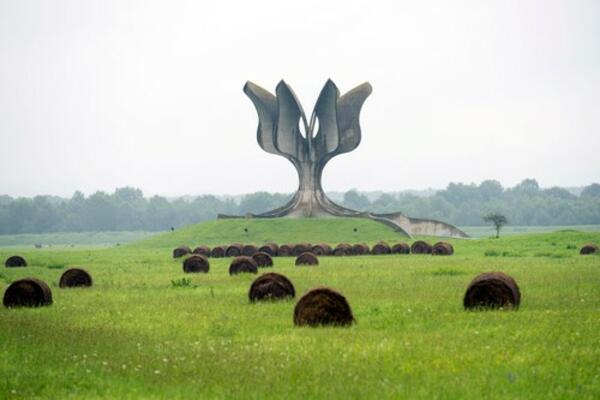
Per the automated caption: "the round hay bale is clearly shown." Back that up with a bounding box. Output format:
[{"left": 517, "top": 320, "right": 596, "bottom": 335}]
[
  {"left": 372, "top": 241, "right": 391, "bottom": 255},
  {"left": 463, "top": 272, "right": 521, "bottom": 310},
  {"left": 173, "top": 246, "right": 192, "bottom": 258},
  {"left": 311, "top": 243, "right": 332, "bottom": 256},
  {"left": 252, "top": 251, "right": 273, "bottom": 268},
  {"left": 229, "top": 256, "right": 258, "bottom": 275},
  {"left": 295, "top": 252, "right": 319, "bottom": 266},
  {"left": 278, "top": 244, "right": 293, "bottom": 257},
  {"left": 226, "top": 244, "right": 243, "bottom": 257},
  {"left": 351, "top": 243, "right": 370, "bottom": 255},
  {"left": 242, "top": 244, "right": 258, "bottom": 257},
  {"left": 391, "top": 243, "right": 410, "bottom": 254},
  {"left": 580, "top": 244, "right": 598, "bottom": 255},
  {"left": 292, "top": 243, "right": 312, "bottom": 256},
  {"left": 293, "top": 287, "right": 354, "bottom": 327},
  {"left": 410, "top": 240, "right": 432, "bottom": 254},
  {"left": 183, "top": 255, "right": 210, "bottom": 273},
  {"left": 210, "top": 245, "right": 226, "bottom": 258},
  {"left": 432, "top": 242, "right": 454, "bottom": 256},
  {"left": 192, "top": 245, "right": 211, "bottom": 257},
  {"left": 59, "top": 268, "right": 93, "bottom": 288},
  {"left": 333, "top": 243, "right": 352, "bottom": 256},
  {"left": 3, "top": 278, "right": 53, "bottom": 308},
  {"left": 258, "top": 243, "right": 279, "bottom": 257},
  {"left": 5, "top": 255, "right": 27, "bottom": 268},
  {"left": 248, "top": 272, "right": 295, "bottom": 302}
]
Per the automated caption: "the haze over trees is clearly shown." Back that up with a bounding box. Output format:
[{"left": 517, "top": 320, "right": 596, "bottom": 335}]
[{"left": 0, "top": 179, "right": 599, "bottom": 234}]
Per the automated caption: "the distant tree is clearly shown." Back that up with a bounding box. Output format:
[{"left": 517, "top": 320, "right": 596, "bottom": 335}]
[
  {"left": 343, "top": 190, "right": 371, "bottom": 210},
  {"left": 581, "top": 183, "right": 600, "bottom": 198},
  {"left": 512, "top": 178, "right": 540, "bottom": 196},
  {"left": 478, "top": 180, "right": 504, "bottom": 201},
  {"left": 483, "top": 212, "right": 508, "bottom": 238},
  {"left": 239, "top": 192, "right": 290, "bottom": 214},
  {"left": 544, "top": 186, "right": 576, "bottom": 200}
]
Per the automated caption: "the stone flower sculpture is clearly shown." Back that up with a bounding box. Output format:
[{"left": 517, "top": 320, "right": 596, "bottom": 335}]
[{"left": 219, "top": 80, "right": 468, "bottom": 239}]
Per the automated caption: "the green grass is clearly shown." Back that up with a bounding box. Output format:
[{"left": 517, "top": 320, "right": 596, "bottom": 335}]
[
  {"left": 0, "top": 219, "right": 599, "bottom": 399},
  {"left": 130, "top": 218, "right": 407, "bottom": 249},
  {"left": 461, "top": 224, "right": 600, "bottom": 238},
  {"left": 0, "top": 231, "right": 157, "bottom": 248}
]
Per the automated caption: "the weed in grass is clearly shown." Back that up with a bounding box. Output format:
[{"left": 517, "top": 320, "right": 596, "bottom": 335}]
[
  {"left": 501, "top": 251, "right": 524, "bottom": 257},
  {"left": 47, "top": 264, "right": 65, "bottom": 269},
  {"left": 534, "top": 252, "right": 569, "bottom": 258},
  {"left": 430, "top": 268, "right": 466, "bottom": 276},
  {"left": 484, "top": 249, "right": 500, "bottom": 256},
  {"left": 170, "top": 278, "right": 195, "bottom": 288}
]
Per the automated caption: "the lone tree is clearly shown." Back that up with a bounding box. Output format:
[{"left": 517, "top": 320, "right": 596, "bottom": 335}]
[{"left": 483, "top": 213, "right": 508, "bottom": 238}]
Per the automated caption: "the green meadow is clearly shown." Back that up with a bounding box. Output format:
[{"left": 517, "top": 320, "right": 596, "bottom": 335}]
[{"left": 0, "top": 218, "right": 599, "bottom": 399}]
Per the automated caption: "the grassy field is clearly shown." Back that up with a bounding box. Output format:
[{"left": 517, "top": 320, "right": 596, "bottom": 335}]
[
  {"left": 0, "top": 231, "right": 157, "bottom": 248},
  {"left": 461, "top": 224, "right": 600, "bottom": 238},
  {"left": 0, "top": 218, "right": 599, "bottom": 399}
]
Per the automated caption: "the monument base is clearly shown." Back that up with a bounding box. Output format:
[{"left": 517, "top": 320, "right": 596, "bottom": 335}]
[{"left": 217, "top": 207, "right": 470, "bottom": 239}]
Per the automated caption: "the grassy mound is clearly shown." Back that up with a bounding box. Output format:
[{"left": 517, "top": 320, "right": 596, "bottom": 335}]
[{"left": 129, "top": 218, "right": 406, "bottom": 249}]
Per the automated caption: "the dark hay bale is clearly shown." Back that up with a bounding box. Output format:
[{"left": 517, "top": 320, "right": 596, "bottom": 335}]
[
  {"left": 580, "top": 244, "right": 598, "bottom": 255},
  {"left": 311, "top": 243, "right": 332, "bottom": 256},
  {"left": 248, "top": 272, "right": 295, "bottom": 302},
  {"left": 229, "top": 256, "right": 258, "bottom": 275},
  {"left": 192, "top": 245, "right": 211, "bottom": 257},
  {"left": 252, "top": 251, "right": 274, "bottom": 268},
  {"left": 295, "top": 252, "right": 319, "bottom": 266},
  {"left": 173, "top": 246, "right": 192, "bottom": 258},
  {"left": 333, "top": 243, "right": 352, "bottom": 256},
  {"left": 59, "top": 268, "right": 93, "bottom": 288},
  {"left": 351, "top": 243, "right": 370, "bottom": 255},
  {"left": 278, "top": 244, "right": 293, "bottom": 257},
  {"left": 5, "top": 255, "right": 27, "bottom": 268},
  {"left": 293, "top": 287, "right": 355, "bottom": 327},
  {"left": 210, "top": 246, "right": 226, "bottom": 258},
  {"left": 463, "top": 272, "right": 521, "bottom": 310},
  {"left": 391, "top": 243, "right": 410, "bottom": 254},
  {"left": 432, "top": 242, "right": 454, "bottom": 256},
  {"left": 292, "top": 243, "right": 312, "bottom": 256},
  {"left": 258, "top": 243, "right": 279, "bottom": 257},
  {"left": 411, "top": 240, "right": 432, "bottom": 254},
  {"left": 242, "top": 244, "right": 258, "bottom": 257},
  {"left": 372, "top": 242, "right": 391, "bottom": 255},
  {"left": 183, "top": 255, "right": 210, "bottom": 273},
  {"left": 226, "top": 244, "right": 243, "bottom": 257},
  {"left": 3, "top": 278, "right": 53, "bottom": 308}
]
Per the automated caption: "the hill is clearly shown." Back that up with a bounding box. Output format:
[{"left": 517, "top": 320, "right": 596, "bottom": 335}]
[{"left": 128, "top": 218, "right": 407, "bottom": 249}]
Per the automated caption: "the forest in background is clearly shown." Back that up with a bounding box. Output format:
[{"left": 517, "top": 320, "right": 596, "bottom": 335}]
[{"left": 1, "top": 179, "right": 599, "bottom": 234}]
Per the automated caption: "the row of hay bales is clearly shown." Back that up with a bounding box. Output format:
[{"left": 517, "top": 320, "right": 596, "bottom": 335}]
[
  {"left": 172, "top": 240, "right": 457, "bottom": 259},
  {"left": 3, "top": 255, "right": 93, "bottom": 307},
  {"left": 181, "top": 250, "right": 321, "bottom": 275}
]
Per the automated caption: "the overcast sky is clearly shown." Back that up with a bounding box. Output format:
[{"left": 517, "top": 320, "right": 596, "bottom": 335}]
[{"left": 0, "top": 0, "right": 599, "bottom": 198}]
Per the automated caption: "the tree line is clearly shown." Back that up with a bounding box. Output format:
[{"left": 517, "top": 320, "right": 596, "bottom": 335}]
[{"left": 0, "top": 179, "right": 599, "bottom": 234}]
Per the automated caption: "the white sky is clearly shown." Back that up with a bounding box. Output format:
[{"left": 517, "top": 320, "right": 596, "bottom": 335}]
[{"left": 0, "top": 0, "right": 599, "bottom": 198}]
